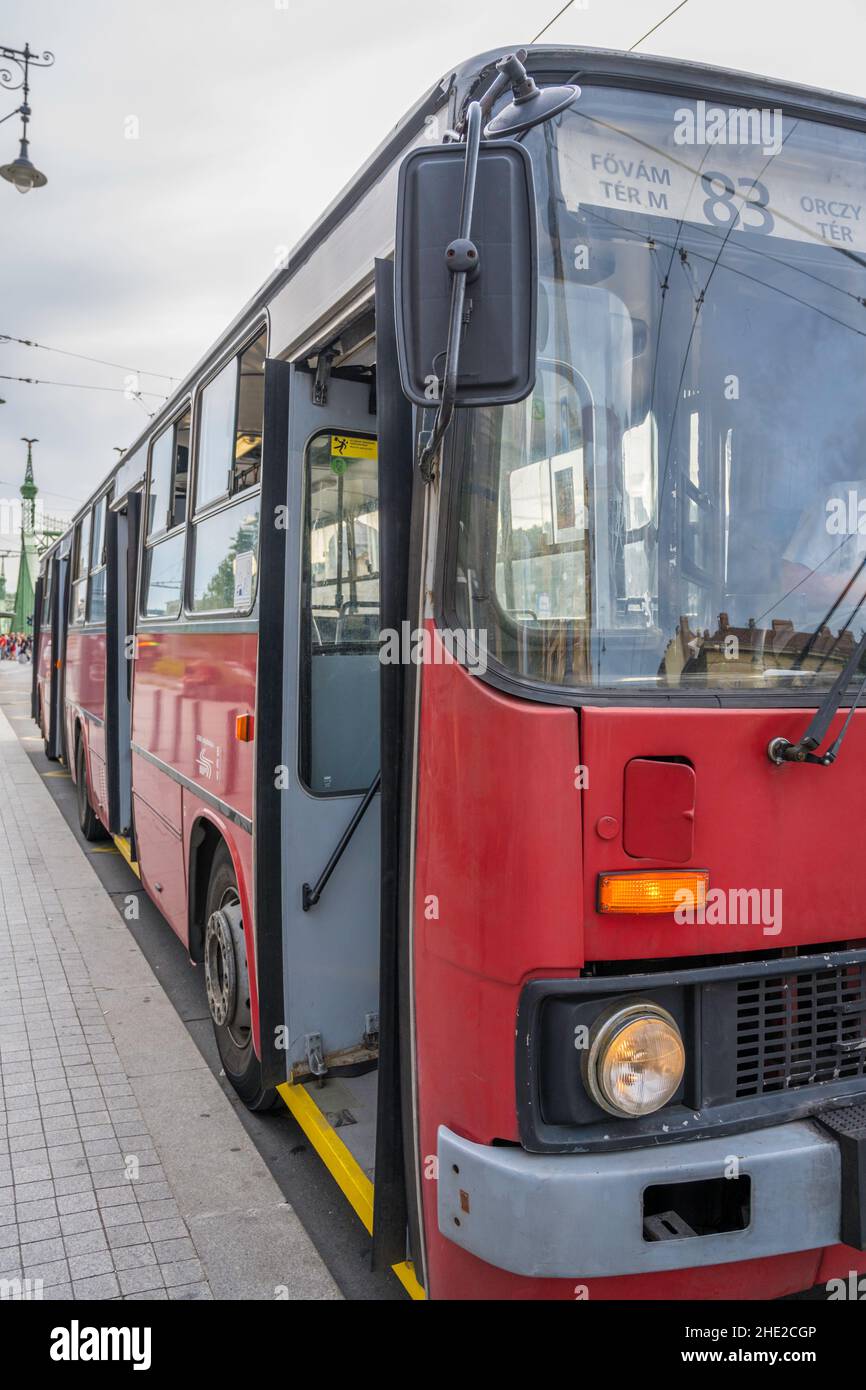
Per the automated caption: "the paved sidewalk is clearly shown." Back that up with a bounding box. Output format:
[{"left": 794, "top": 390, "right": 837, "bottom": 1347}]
[{"left": 0, "top": 677, "right": 339, "bottom": 1301}]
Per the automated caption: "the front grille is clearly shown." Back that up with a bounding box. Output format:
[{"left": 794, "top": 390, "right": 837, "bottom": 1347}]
[{"left": 736, "top": 962, "right": 866, "bottom": 1097}]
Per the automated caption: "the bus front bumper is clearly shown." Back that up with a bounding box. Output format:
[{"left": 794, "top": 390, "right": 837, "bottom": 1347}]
[{"left": 437, "top": 1118, "right": 853, "bottom": 1278}]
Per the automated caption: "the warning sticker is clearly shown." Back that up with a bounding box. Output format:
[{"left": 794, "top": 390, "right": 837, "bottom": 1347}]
[{"left": 331, "top": 434, "right": 377, "bottom": 461}]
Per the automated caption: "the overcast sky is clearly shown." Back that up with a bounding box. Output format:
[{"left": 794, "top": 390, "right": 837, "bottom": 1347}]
[{"left": 1, "top": 0, "right": 865, "bottom": 534}]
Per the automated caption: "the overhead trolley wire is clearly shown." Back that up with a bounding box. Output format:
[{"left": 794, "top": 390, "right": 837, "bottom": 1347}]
[
  {"left": 0, "top": 373, "right": 167, "bottom": 397},
  {"left": 629, "top": 0, "right": 692, "bottom": 52},
  {"left": 0, "top": 333, "right": 177, "bottom": 383}
]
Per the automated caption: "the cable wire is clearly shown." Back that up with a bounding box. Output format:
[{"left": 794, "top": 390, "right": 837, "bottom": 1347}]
[
  {"left": 0, "top": 334, "right": 177, "bottom": 382},
  {"left": 0, "top": 373, "right": 166, "bottom": 398},
  {"left": 629, "top": 0, "right": 691, "bottom": 52}
]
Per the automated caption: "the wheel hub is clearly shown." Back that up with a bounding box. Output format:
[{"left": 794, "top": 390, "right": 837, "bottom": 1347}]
[{"left": 204, "top": 900, "right": 250, "bottom": 1043}]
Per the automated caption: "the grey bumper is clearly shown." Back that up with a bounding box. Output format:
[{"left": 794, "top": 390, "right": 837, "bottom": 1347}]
[{"left": 438, "top": 1121, "right": 842, "bottom": 1278}]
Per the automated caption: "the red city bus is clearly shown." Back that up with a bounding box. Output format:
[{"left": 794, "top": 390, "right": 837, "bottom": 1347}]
[{"left": 34, "top": 45, "right": 866, "bottom": 1301}]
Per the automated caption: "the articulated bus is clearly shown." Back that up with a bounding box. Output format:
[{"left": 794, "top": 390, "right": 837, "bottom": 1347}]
[{"left": 33, "top": 45, "right": 866, "bottom": 1300}]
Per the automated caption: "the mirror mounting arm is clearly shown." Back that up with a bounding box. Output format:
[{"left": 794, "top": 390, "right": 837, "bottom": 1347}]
[{"left": 418, "top": 100, "right": 483, "bottom": 483}]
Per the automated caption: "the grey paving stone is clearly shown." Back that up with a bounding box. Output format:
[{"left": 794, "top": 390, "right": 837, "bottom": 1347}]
[
  {"left": 118, "top": 1266, "right": 165, "bottom": 1296},
  {"left": 137, "top": 1198, "right": 180, "bottom": 1224},
  {"left": 58, "top": 1210, "right": 102, "bottom": 1237},
  {"left": 53, "top": 1175, "right": 93, "bottom": 1197},
  {"left": 159, "top": 1258, "right": 205, "bottom": 1287},
  {"left": 68, "top": 1250, "right": 114, "bottom": 1280},
  {"left": 12, "top": 1178, "right": 55, "bottom": 1202},
  {"left": 21, "top": 1256, "right": 69, "bottom": 1283},
  {"left": 16, "top": 1197, "right": 59, "bottom": 1225},
  {"left": 62, "top": 1229, "right": 108, "bottom": 1258},
  {"left": 111, "top": 1243, "right": 157, "bottom": 1272},
  {"left": 106, "top": 1223, "right": 148, "bottom": 1249},
  {"left": 102, "top": 1204, "right": 143, "bottom": 1229},
  {"left": 17, "top": 1216, "right": 61, "bottom": 1242},
  {"left": 151, "top": 1236, "right": 196, "bottom": 1263},
  {"left": 72, "top": 1272, "right": 121, "bottom": 1300},
  {"left": 125, "top": 1289, "right": 168, "bottom": 1300},
  {"left": 168, "top": 1282, "right": 213, "bottom": 1300},
  {"left": 144, "top": 1218, "right": 187, "bottom": 1243},
  {"left": 17, "top": 1235, "right": 64, "bottom": 1263},
  {"left": 97, "top": 1187, "right": 138, "bottom": 1209},
  {"left": 41, "top": 1282, "right": 74, "bottom": 1300},
  {"left": 56, "top": 1191, "right": 98, "bottom": 1216},
  {"left": 48, "top": 1157, "right": 90, "bottom": 1180}
]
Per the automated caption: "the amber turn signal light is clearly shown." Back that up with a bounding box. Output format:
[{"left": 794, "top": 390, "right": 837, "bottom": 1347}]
[
  {"left": 597, "top": 869, "right": 709, "bottom": 915},
  {"left": 235, "top": 714, "right": 254, "bottom": 742}
]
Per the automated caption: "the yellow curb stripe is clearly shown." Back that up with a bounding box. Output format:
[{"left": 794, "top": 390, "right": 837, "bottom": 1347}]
[
  {"left": 276, "top": 1081, "right": 425, "bottom": 1299},
  {"left": 112, "top": 834, "right": 141, "bottom": 879}
]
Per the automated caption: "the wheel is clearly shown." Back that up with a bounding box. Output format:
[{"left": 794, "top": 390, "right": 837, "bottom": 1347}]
[
  {"left": 203, "top": 843, "right": 277, "bottom": 1112},
  {"left": 75, "top": 737, "right": 105, "bottom": 842}
]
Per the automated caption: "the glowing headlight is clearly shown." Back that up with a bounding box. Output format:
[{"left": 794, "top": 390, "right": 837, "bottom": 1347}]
[{"left": 583, "top": 1001, "right": 685, "bottom": 1117}]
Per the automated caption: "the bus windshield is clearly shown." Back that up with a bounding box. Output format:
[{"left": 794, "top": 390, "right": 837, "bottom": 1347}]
[{"left": 452, "top": 84, "right": 866, "bottom": 692}]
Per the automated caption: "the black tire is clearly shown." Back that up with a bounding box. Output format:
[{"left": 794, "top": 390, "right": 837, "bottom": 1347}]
[
  {"left": 203, "top": 843, "right": 277, "bottom": 1112},
  {"left": 75, "top": 737, "right": 105, "bottom": 842}
]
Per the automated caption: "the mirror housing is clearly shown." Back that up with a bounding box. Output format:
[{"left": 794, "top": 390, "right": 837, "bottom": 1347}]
[{"left": 394, "top": 139, "right": 537, "bottom": 409}]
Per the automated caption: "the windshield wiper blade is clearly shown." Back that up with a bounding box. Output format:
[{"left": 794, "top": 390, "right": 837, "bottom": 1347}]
[{"left": 768, "top": 625, "right": 866, "bottom": 766}]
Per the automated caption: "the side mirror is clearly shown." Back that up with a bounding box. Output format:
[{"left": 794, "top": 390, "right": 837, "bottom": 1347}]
[{"left": 394, "top": 137, "right": 537, "bottom": 409}]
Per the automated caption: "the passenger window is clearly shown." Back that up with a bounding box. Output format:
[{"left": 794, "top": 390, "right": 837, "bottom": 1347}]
[
  {"left": 300, "top": 430, "right": 380, "bottom": 795},
  {"left": 141, "top": 533, "right": 184, "bottom": 619},
  {"left": 43, "top": 567, "right": 53, "bottom": 626},
  {"left": 147, "top": 428, "right": 173, "bottom": 536},
  {"left": 190, "top": 496, "right": 260, "bottom": 612},
  {"left": 70, "top": 513, "right": 91, "bottom": 626},
  {"left": 195, "top": 329, "right": 265, "bottom": 510},
  {"left": 75, "top": 513, "right": 90, "bottom": 580},
  {"left": 88, "top": 569, "right": 107, "bottom": 625},
  {"left": 87, "top": 496, "right": 109, "bottom": 624},
  {"left": 147, "top": 409, "right": 190, "bottom": 536},
  {"left": 90, "top": 496, "right": 107, "bottom": 571}
]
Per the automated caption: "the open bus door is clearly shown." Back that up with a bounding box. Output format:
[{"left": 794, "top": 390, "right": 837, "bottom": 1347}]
[{"left": 253, "top": 307, "right": 424, "bottom": 1293}]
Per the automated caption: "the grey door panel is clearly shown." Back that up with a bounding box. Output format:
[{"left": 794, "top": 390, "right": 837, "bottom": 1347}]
[{"left": 280, "top": 368, "right": 380, "bottom": 1072}]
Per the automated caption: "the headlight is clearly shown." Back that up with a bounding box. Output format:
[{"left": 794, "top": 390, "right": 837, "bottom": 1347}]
[{"left": 583, "top": 1000, "right": 685, "bottom": 1117}]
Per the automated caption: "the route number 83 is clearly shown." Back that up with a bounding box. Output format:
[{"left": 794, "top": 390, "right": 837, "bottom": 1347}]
[{"left": 700, "top": 171, "right": 775, "bottom": 234}]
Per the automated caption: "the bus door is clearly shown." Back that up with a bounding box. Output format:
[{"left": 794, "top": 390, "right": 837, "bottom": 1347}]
[
  {"left": 31, "top": 574, "right": 44, "bottom": 719},
  {"left": 49, "top": 548, "right": 71, "bottom": 763},
  {"left": 105, "top": 490, "right": 141, "bottom": 837},
  {"left": 276, "top": 360, "right": 381, "bottom": 1082}
]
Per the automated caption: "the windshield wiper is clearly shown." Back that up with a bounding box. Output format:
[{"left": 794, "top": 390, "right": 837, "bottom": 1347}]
[{"left": 768, "top": 626, "right": 866, "bottom": 767}]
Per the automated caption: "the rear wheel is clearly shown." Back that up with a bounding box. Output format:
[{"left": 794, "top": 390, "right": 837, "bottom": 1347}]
[
  {"left": 75, "top": 737, "right": 105, "bottom": 842},
  {"left": 203, "top": 842, "right": 276, "bottom": 1111}
]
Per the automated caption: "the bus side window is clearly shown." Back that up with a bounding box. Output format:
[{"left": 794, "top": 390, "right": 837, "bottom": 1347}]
[
  {"left": 43, "top": 564, "right": 53, "bottom": 626},
  {"left": 300, "top": 430, "right": 380, "bottom": 795},
  {"left": 70, "top": 511, "right": 91, "bottom": 626},
  {"left": 88, "top": 493, "right": 109, "bottom": 624},
  {"left": 195, "top": 328, "right": 265, "bottom": 511},
  {"left": 148, "top": 409, "right": 190, "bottom": 538}
]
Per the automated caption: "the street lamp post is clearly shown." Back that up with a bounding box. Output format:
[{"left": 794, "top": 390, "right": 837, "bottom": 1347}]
[{"left": 0, "top": 41, "right": 53, "bottom": 194}]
